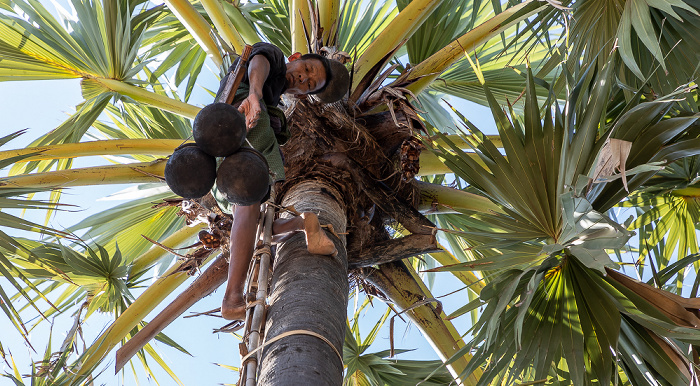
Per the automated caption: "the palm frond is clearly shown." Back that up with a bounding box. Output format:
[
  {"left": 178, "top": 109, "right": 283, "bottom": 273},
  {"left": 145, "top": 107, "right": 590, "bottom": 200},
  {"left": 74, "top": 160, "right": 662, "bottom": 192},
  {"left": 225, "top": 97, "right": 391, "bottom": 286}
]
[
  {"left": 514, "top": 0, "right": 700, "bottom": 106},
  {"left": 363, "top": 261, "right": 480, "bottom": 385},
  {"left": 248, "top": 0, "right": 291, "bottom": 55},
  {"left": 67, "top": 192, "right": 184, "bottom": 264},
  {"left": 406, "top": 0, "right": 545, "bottom": 96},
  {"left": 0, "top": 0, "right": 155, "bottom": 80},
  {"left": 161, "top": 0, "right": 223, "bottom": 68},
  {"left": 399, "top": 0, "right": 478, "bottom": 64},
  {"left": 336, "top": 0, "right": 396, "bottom": 62},
  {"left": 351, "top": 0, "right": 442, "bottom": 92}
]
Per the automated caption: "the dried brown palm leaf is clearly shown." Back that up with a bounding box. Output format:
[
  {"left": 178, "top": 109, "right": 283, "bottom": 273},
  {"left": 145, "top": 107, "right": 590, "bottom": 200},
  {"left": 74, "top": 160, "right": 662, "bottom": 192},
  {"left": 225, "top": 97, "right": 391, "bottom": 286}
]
[
  {"left": 606, "top": 268, "right": 700, "bottom": 328},
  {"left": 591, "top": 138, "right": 633, "bottom": 192}
]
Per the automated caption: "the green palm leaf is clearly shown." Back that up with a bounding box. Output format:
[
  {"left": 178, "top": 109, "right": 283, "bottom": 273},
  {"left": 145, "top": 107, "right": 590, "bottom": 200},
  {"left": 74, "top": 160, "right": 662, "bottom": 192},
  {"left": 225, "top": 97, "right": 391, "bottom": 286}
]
[
  {"left": 430, "top": 56, "right": 699, "bottom": 385},
  {"left": 399, "top": 0, "right": 478, "bottom": 64},
  {"left": 247, "top": 0, "right": 290, "bottom": 55},
  {"left": 0, "top": 0, "right": 154, "bottom": 80},
  {"left": 0, "top": 0, "right": 169, "bottom": 217},
  {"left": 67, "top": 192, "right": 184, "bottom": 263},
  {"left": 625, "top": 193, "right": 699, "bottom": 267},
  {"left": 7, "top": 240, "right": 132, "bottom": 318},
  {"left": 0, "top": 139, "right": 78, "bottom": 342},
  {"left": 462, "top": 254, "right": 698, "bottom": 385},
  {"left": 140, "top": 3, "right": 215, "bottom": 100},
  {"left": 514, "top": 0, "right": 700, "bottom": 104},
  {"left": 91, "top": 88, "right": 193, "bottom": 141},
  {"left": 343, "top": 299, "right": 453, "bottom": 386},
  {"left": 336, "top": 0, "right": 396, "bottom": 61}
]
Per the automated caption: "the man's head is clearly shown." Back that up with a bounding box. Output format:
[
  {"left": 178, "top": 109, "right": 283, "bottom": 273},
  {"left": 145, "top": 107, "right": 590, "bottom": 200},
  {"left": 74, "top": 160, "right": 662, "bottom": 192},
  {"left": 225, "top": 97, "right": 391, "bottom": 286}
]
[
  {"left": 285, "top": 54, "right": 328, "bottom": 96},
  {"left": 285, "top": 53, "right": 350, "bottom": 103}
]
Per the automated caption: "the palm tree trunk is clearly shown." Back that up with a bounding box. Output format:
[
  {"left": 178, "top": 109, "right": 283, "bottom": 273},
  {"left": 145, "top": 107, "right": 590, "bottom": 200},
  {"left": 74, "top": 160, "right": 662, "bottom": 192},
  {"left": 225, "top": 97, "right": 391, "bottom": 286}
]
[{"left": 257, "top": 181, "right": 348, "bottom": 385}]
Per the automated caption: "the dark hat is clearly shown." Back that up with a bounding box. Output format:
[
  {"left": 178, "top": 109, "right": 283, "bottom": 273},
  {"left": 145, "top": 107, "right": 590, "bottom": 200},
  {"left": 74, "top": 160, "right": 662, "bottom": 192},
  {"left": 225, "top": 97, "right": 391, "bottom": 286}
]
[{"left": 316, "top": 60, "right": 350, "bottom": 103}]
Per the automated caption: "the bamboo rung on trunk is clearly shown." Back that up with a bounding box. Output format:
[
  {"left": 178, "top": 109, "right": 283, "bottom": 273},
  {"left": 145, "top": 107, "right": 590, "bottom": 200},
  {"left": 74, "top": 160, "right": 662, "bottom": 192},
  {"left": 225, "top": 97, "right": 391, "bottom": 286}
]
[{"left": 238, "top": 188, "right": 276, "bottom": 386}]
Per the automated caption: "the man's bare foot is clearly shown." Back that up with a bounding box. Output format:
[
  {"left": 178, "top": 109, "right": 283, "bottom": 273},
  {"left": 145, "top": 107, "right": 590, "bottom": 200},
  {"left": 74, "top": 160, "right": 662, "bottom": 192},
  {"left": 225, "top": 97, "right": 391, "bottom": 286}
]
[
  {"left": 302, "top": 212, "right": 337, "bottom": 256},
  {"left": 221, "top": 294, "right": 246, "bottom": 321}
]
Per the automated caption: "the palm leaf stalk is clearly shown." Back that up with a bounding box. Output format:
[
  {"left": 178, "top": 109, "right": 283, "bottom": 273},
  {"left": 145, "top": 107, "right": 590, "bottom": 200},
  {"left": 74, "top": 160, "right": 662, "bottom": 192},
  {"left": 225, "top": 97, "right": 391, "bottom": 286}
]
[
  {"left": 362, "top": 260, "right": 480, "bottom": 385},
  {"left": 433, "top": 134, "right": 503, "bottom": 150},
  {"left": 673, "top": 186, "right": 700, "bottom": 196},
  {"left": 419, "top": 147, "right": 495, "bottom": 177},
  {"left": 0, "top": 140, "right": 468, "bottom": 189},
  {"left": 289, "top": 0, "right": 312, "bottom": 53},
  {"left": 394, "top": 220, "right": 486, "bottom": 301},
  {"left": 220, "top": 1, "right": 260, "bottom": 45},
  {"left": 396, "top": 224, "right": 486, "bottom": 299},
  {"left": 418, "top": 134, "right": 505, "bottom": 176},
  {"left": 0, "top": 139, "right": 187, "bottom": 163},
  {"left": 317, "top": 0, "right": 340, "bottom": 45},
  {"left": 0, "top": 161, "right": 166, "bottom": 190},
  {"left": 114, "top": 254, "right": 227, "bottom": 372},
  {"left": 406, "top": 0, "right": 545, "bottom": 95},
  {"left": 415, "top": 180, "right": 501, "bottom": 214},
  {"left": 89, "top": 78, "right": 200, "bottom": 119},
  {"left": 200, "top": 0, "right": 245, "bottom": 52},
  {"left": 162, "top": 0, "right": 223, "bottom": 67},
  {"left": 418, "top": 152, "right": 456, "bottom": 176},
  {"left": 350, "top": 0, "right": 444, "bottom": 90}
]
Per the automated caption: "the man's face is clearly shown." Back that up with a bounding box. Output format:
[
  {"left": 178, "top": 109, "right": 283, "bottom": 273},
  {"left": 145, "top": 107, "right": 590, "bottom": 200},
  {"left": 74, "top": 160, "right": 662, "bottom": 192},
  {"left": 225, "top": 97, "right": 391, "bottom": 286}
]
[{"left": 285, "top": 58, "right": 327, "bottom": 95}]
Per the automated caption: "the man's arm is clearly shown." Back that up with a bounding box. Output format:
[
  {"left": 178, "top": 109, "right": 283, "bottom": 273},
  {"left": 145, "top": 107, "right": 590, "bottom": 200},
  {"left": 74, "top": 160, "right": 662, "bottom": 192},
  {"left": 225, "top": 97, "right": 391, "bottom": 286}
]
[{"left": 238, "top": 54, "right": 271, "bottom": 130}]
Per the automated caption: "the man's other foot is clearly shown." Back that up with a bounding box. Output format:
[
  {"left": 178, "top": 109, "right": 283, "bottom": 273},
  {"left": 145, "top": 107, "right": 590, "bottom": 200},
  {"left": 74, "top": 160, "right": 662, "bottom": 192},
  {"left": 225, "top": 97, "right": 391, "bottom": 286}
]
[
  {"left": 302, "top": 212, "right": 338, "bottom": 256},
  {"left": 221, "top": 295, "right": 246, "bottom": 321}
]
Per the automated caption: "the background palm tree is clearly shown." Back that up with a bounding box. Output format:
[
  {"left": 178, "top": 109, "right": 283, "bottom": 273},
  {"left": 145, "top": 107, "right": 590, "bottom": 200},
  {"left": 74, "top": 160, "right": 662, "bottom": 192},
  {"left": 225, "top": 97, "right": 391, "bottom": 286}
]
[{"left": 1, "top": 0, "right": 700, "bottom": 385}]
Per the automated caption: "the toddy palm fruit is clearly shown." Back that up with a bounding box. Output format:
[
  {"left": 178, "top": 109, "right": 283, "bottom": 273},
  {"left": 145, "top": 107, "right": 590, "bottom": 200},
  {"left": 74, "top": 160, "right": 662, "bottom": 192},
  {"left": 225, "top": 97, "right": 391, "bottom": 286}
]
[
  {"left": 164, "top": 143, "right": 217, "bottom": 199},
  {"left": 193, "top": 103, "right": 246, "bottom": 157},
  {"left": 216, "top": 148, "right": 269, "bottom": 206}
]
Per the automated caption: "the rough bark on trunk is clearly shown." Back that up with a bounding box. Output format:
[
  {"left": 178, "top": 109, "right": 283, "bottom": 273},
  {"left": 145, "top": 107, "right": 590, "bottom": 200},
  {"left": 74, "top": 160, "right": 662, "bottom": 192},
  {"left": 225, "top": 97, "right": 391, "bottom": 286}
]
[{"left": 258, "top": 181, "right": 348, "bottom": 386}]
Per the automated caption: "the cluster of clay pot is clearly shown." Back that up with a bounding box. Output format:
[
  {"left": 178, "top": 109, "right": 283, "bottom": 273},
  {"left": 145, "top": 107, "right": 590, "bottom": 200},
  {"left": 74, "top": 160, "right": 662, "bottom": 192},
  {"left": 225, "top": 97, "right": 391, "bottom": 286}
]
[{"left": 164, "top": 102, "right": 269, "bottom": 206}]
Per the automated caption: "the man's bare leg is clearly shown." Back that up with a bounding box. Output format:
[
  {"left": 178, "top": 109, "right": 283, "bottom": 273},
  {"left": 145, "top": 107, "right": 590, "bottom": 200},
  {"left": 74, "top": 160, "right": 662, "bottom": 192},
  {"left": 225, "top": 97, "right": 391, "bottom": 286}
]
[
  {"left": 221, "top": 204, "right": 260, "bottom": 321},
  {"left": 272, "top": 212, "right": 336, "bottom": 255}
]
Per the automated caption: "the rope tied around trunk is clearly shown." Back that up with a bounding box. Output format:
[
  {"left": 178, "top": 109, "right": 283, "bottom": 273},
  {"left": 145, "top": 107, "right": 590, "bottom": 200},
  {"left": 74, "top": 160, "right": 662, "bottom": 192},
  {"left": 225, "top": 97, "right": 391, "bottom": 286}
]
[
  {"left": 245, "top": 299, "right": 265, "bottom": 309},
  {"left": 239, "top": 329, "right": 343, "bottom": 365},
  {"left": 253, "top": 245, "right": 272, "bottom": 258}
]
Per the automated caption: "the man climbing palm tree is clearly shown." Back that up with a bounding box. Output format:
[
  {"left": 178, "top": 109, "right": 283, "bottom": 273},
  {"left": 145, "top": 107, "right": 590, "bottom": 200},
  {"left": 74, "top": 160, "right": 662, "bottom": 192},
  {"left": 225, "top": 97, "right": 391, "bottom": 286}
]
[{"left": 214, "top": 42, "right": 350, "bottom": 320}]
